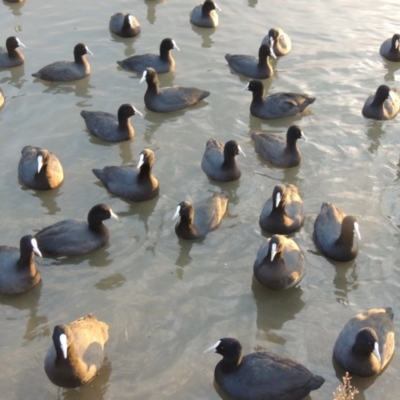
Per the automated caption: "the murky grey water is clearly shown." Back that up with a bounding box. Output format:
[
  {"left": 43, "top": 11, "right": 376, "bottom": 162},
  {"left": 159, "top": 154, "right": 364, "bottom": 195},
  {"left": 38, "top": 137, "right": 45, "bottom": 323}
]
[{"left": 1, "top": 0, "right": 400, "bottom": 398}]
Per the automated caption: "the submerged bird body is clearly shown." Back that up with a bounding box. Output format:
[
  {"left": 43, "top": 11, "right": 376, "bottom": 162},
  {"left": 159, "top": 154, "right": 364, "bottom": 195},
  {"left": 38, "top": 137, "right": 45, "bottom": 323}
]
[
  {"left": 253, "top": 234, "right": 305, "bottom": 290},
  {"left": 362, "top": 84, "right": 400, "bottom": 120},
  {"left": 261, "top": 27, "right": 291, "bottom": 56},
  {"left": 173, "top": 192, "right": 228, "bottom": 240},
  {"left": 225, "top": 44, "right": 276, "bottom": 79},
  {"left": 380, "top": 34, "right": 400, "bottom": 62},
  {"left": 140, "top": 67, "right": 210, "bottom": 113},
  {"left": 190, "top": 0, "right": 220, "bottom": 28},
  {"left": 32, "top": 43, "right": 91, "bottom": 82},
  {"left": 80, "top": 103, "right": 140, "bottom": 142},
  {"left": 44, "top": 314, "right": 109, "bottom": 388},
  {"left": 259, "top": 184, "right": 304, "bottom": 234},
  {"left": 333, "top": 308, "right": 395, "bottom": 377},
  {"left": 18, "top": 146, "right": 64, "bottom": 190},
  {"left": 0, "top": 36, "right": 25, "bottom": 68},
  {"left": 92, "top": 149, "right": 159, "bottom": 202},
  {"left": 201, "top": 139, "right": 245, "bottom": 182},
  {"left": 0, "top": 235, "right": 41, "bottom": 295},
  {"left": 109, "top": 13, "right": 140, "bottom": 38},
  {"left": 251, "top": 125, "right": 305, "bottom": 168},
  {"left": 35, "top": 204, "right": 118, "bottom": 256},
  {"left": 313, "top": 202, "right": 361, "bottom": 262},
  {"left": 117, "top": 38, "right": 178, "bottom": 73},
  {"left": 245, "top": 80, "right": 315, "bottom": 119},
  {"left": 205, "top": 338, "right": 324, "bottom": 400}
]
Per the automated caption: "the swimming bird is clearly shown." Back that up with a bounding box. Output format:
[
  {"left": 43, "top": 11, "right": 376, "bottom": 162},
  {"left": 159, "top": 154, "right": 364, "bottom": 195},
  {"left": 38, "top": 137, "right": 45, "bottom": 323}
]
[
  {"left": 80, "top": 103, "right": 142, "bottom": 142},
  {"left": 244, "top": 80, "right": 315, "bottom": 119},
  {"left": 379, "top": 34, "right": 400, "bottom": 62},
  {"left": 44, "top": 314, "right": 109, "bottom": 388},
  {"left": 253, "top": 234, "right": 305, "bottom": 290},
  {"left": 32, "top": 43, "right": 92, "bottom": 82},
  {"left": 35, "top": 204, "right": 118, "bottom": 256},
  {"left": 0, "top": 36, "right": 25, "bottom": 68},
  {"left": 117, "top": 38, "right": 179, "bottom": 73},
  {"left": 313, "top": 202, "right": 361, "bottom": 262},
  {"left": 0, "top": 235, "right": 41, "bottom": 295},
  {"left": 225, "top": 44, "right": 276, "bottom": 79},
  {"left": 109, "top": 13, "right": 140, "bottom": 38},
  {"left": 190, "top": 0, "right": 221, "bottom": 28},
  {"left": 205, "top": 338, "right": 324, "bottom": 400},
  {"left": 251, "top": 125, "right": 306, "bottom": 168},
  {"left": 18, "top": 146, "right": 64, "bottom": 190},
  {"left": 259, "top": 184, "right": 304, "bottom": 234},
  {"left": 140, "top": 67, "right": 210, "bottom": 113},
  {"left": 362, "top": 84, "right": 399, "bottom": 120},
  {"left": 261, "top": 28, "right": 291, "bottom": 56},
  {"left": 92, "top": 149, "right": 159, "bottom": 202},
  {"left": 333, "top": 308, "right": 395, "bottom": 377},
  {"left": 173, "top": 192, "right": 228, "bottom": 240},
  {"left": 201, "top": 139, "right": 245, "bottom": 182}
]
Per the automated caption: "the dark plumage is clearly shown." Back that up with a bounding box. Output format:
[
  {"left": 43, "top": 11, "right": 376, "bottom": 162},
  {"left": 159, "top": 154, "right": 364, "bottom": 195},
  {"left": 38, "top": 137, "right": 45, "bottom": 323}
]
[
  {"left": 313, "top": 202, "right": 361, "bottom": 262},
  {"left": 92, "top": 149, "right": 159, "bottom": 202},
  {"left": 32, "top": 43, "right": 92, "bottom": 82},
  {"left": 379, "top": 34, "right": 400, "bottom": 62},
  {"left": 362, "top": 84, "right": 400, "bottom": 120},
  {"left": 18, "top": 146, "right": 64, "bottom": 190},
  {"left": 173, "top": 192, "right": 228, "bottom": 240},
  {"left": 251, "top": 125, "right": 306, "bottom": 168},
  {"left": 201, "top": 139, "right": 245, "bottom": 182},
  {"left": 244, "top": 80, "right": 316, "bottom": 119},
  {"left": 253, "top": 234, "right": 305, "bottom": 290},
  {"left": 35, "top": 204, "right": 118, "bottom": 256},
  {"left": 190, "top": 0, "right": 221, "bottom": 28},
  {"left": 0, "top": 235, "right": 41, "bottom": 295},
  {"left": 259, "top": 184, "right": 304, "bottom": 234},
  {"left": 44, "top": 314, "right": 109, "bottom": 388},
  {"left": 117, "top": 38, "right": 179, "bottom": 73},
  {"left": 261, "top": 27, "right": 291, "bottom": 56},
  {"left": 0, "top": 36, "right": 25, "bottom": 68},
  {"left": 225, "top": 44, "right": 276, "bottom": 79},
  {"left": 140, "top": 67, "right": 210, "bottom": 113},
  {"left": 205, "top": 338, "right": 324, "bottom": 400},
  {"left": 109, "top": 13, "right": 140, "bottom": 38},
  {"left": 80, "top": 103, "right": 141, "bottom": 143},
  {"left": 333, "top": 308, "right": 395, "bottom": 377}
]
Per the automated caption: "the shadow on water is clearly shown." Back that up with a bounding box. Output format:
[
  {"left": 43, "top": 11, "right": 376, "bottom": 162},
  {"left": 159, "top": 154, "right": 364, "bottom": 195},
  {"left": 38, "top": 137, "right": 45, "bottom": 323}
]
[
  {"left": 94, "top": 272, "right": 126, "bottom": 291},
  {"left": 32, "top": 76, "right": 94, "bottom": 100},
  {"left": 251, "top": 277, "right": 305, "bottom": 344},
  {"left": 116, "top": 195, "right": 159, "bottom": 235},
  {"left": 57, "top": 357, "right": 112, "bottom": 400},
  {"left": 20, "top": 185, "right": 63, "bottom": 215},
  {"left": 248, "top": 0, "right": 258, "bottom": 7},
  {"left": 2, "top": 0, "right": 24, "bottom": 17},
  {"left": 41, "top": 245, "right": 113, "bottom": 268},
  {"left": 190, "top": 25, "right": 217, "bottom": 48},
  {"left": 110, "top": 33, "right": 140, "bottom": 58},
  {"left": 175, "top": 238, "right": 194, "bottom": 273},
  {"left": 144, "top": 0, "right": 165, "bottom": 25},
  {"left": 365, "top": 121, "right": 385, "bottom": 154},
  {"left": 0, "top": 281, "right": 50, "bottom": 344},
  {"left": 332, "top": 260, "right": 358, "bottom": 306},
  {"left": 382, "top": 60, "right": 400, "bottom": 82},
  {"left": 0, "top": 65, "right": 26, "bottom": 88}
]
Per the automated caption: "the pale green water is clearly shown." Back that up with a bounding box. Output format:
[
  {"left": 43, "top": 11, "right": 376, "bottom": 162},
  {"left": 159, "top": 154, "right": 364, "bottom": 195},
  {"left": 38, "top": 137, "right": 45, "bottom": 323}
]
[{"left": 0, "top": 0, "right": 400, "bottom": 399}]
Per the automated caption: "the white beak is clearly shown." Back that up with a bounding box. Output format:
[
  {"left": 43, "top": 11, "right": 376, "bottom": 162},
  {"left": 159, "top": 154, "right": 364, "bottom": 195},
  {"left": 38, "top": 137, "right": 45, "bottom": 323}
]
[
  {"left": 137, "top": 153, "right": 144, "bottom": 169},
  {"left": 172, "top": 205, "right": 181, "bottom": 220},
  {"left": 204, "top": 340, "right": 220, "bottom": 353},
  {"left": 31, "top": 238, "right": 42, "bottom": 257},
  {"left": 140, "top": 70, "right": 147, "bottom": 84}
]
